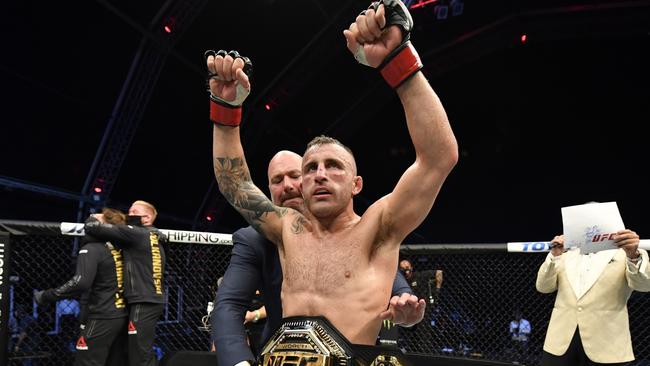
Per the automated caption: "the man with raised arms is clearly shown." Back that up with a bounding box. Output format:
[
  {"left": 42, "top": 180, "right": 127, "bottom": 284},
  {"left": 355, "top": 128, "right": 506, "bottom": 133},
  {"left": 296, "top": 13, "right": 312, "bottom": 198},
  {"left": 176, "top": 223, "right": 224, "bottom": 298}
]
[{"left": 205, "top": 0, "right": 458, "bottom": 348}]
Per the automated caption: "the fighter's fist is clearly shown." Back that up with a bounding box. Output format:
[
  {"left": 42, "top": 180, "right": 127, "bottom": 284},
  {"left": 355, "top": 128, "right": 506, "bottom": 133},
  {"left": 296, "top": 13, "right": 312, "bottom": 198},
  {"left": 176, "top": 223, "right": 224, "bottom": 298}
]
[
  {"left": 344, "top": 0, "right": 422, "bottom": 89},
  {"left": 205, "top": 50, "right": 252, "bottom": 107},
  {"left": 343, "top": 4, "right": 401, "bottom": 68}
]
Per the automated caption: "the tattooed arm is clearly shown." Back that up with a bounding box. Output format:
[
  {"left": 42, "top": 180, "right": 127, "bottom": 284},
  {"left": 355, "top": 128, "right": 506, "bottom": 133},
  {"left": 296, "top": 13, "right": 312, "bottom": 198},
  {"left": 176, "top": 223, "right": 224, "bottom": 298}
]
[
  {"left": 207, "top": 50, "right": 289, "bottom": 244},
  {"left": 213, "top": 127, "right": 287, "bottom": 244}
]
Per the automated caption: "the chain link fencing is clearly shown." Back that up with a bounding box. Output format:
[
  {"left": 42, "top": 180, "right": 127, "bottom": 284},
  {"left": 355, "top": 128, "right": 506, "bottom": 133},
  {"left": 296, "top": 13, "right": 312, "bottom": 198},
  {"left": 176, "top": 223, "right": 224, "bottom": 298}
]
[
  {"left": 2, "top": 223, "right": 650, "bottom": 366},
  {"left": 3, "top": 224, "right": 233, "bottom": 366},
  {"left": 396, "top": 247, "right": 650, "bottom": 366}
]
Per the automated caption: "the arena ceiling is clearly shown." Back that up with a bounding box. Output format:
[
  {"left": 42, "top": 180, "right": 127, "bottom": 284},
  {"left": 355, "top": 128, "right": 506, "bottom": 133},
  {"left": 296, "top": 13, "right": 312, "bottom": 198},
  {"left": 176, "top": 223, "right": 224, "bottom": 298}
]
[{"left": 1, "top": 0, "right": 649, "bottom": 243}]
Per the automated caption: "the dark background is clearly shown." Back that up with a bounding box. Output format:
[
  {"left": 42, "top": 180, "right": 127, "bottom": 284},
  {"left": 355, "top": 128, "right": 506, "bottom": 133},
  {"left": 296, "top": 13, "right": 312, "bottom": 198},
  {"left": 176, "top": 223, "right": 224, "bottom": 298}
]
[{"left": 1, "top": 0, "right": 648, "bottom": 244}]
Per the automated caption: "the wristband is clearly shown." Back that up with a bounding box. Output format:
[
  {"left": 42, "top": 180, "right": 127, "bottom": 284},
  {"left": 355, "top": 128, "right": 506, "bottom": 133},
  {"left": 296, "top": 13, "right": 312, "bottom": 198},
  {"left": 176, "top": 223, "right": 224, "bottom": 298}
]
[
  {"left": 379, "top": 42, "right": 423, "bottom": 89},
  {"left": 210, "top": 97, "right": 242, "bottom": 127}
]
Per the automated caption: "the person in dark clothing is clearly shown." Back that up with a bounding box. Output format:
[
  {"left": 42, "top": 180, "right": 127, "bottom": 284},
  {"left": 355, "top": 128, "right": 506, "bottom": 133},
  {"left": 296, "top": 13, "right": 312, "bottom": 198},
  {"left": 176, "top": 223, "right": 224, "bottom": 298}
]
[
  {"left": 85, "top": 200, "right": 166, "bottom": 366},
  {"left": 243, "top": 289, "right": 266, "bottom": 356},
  {"left": 212, "top": 151, "right": 424, "bottom": 366},
  {"left": 399, "top": 259, "right": 443, "bottom": 306},
  {"left": 398, "top": 258, "right": 443, "bottom": 352},
  {"left": 35, "top": 208, "right": 128, "bottom": 366}
]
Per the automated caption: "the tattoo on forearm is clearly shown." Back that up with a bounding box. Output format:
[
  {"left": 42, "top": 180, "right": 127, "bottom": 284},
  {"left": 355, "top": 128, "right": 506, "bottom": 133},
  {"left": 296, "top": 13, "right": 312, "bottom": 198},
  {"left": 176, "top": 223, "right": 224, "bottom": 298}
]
[{"left": 214, "top": 157, "right": 286, "bottom": 230}]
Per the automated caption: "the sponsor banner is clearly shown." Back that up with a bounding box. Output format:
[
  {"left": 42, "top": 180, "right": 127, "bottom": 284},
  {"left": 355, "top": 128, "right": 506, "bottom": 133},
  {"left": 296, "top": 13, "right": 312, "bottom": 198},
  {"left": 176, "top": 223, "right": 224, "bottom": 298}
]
[
  {"left": 60, "top": 223, "right": 233, "bottom": 245},
  {"left": 507, "top": 242, "right": 552, "bottom": 253},
  {"left": 160, "top": 230, "right": 232, "bottom": 245},
  {"left": 508, "top": 239, "right": 650, "bottom": 253}
]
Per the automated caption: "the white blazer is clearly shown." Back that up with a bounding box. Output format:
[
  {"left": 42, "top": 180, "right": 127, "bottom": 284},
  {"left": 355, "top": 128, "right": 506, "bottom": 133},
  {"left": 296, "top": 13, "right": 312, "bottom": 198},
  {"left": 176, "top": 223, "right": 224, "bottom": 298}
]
[{"left": 536, "top": 248, "right": 650, "bottom": 363}]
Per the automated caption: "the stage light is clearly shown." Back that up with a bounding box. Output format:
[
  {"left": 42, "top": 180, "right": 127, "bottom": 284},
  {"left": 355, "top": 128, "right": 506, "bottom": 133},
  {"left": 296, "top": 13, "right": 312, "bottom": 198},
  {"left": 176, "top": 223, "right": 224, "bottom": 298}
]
[
  {"left": 521, "top": 34, "right": 528, "bottom": 44},
  {"left": 265, "top": 104, "right": 271, "bottom": 110},
  {"left": 163, "top": 17, "right": 176, "bottom": 34},
  {"left": 206, "top": 215, "right": 213, "bottom": 222},
  {"left": 92, "top": 178, "right": 105, "bottom": 198}
]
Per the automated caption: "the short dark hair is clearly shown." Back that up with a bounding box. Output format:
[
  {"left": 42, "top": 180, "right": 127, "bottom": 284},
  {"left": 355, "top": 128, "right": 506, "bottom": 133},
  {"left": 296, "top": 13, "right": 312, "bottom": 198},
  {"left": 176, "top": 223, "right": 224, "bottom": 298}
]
[{"left": 304, "top": 135, "right": 355, "bottom": 160}]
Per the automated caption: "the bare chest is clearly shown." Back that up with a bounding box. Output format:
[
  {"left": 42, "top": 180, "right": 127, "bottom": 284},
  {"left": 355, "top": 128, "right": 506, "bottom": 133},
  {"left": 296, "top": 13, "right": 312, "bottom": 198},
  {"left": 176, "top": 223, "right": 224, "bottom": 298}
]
[{"left": 281, "top": 234, "right": 368, "bottom": 293}]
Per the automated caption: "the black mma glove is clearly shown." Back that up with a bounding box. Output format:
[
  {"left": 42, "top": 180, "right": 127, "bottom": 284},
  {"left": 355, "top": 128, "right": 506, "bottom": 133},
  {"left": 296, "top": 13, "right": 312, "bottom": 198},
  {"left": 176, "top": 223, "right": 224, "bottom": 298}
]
[
  {"left": 204, "top": 50, "right": 253, "bottom": 126},
  {"left": 354, "top": 0, "right": 423, "bottom": 88}
]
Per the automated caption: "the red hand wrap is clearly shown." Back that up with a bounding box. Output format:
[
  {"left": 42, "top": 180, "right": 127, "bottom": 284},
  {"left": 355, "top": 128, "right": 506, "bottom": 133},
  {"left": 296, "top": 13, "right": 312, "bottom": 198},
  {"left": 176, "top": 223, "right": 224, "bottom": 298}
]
[
  {"left": 210, "top": 99, "right": 242, "bottom": 127},
  {"left": 380, "top": 42, "right": 423, "bottom": 89}
]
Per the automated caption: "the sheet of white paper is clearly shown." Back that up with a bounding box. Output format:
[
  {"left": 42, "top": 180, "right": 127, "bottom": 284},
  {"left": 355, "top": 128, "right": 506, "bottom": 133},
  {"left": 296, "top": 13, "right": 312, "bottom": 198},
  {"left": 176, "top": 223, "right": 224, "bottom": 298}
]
[{"left": 561, "top": 202, "right": 625, "bottom": 254}]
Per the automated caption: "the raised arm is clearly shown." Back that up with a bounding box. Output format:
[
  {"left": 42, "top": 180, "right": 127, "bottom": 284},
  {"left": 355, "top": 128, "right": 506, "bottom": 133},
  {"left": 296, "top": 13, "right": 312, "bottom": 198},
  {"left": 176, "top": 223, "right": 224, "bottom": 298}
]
[
  {"left": 206, "top": 50, "right": 287, "bottom": 244},
  {"left": 614, "top": 229, "right": 650, "bottom": 292},
  {"left": 344, "top": 1, "right": 458, "bottom": 242},
  {"left": 536, "top": 235, "right": 563, "bottom": 293},
  {"left": 84, "top": 216, "right": 141, "bottom": 248},
  {"left": 385, "top": 72, "right": 458, "bottom": 237}
]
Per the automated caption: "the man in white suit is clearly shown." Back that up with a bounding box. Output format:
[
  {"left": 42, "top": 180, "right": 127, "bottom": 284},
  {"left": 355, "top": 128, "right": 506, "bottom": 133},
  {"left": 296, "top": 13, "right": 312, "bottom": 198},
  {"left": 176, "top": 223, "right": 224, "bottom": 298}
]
[{"left": 536, "top": 229, "right": 650, "bottom": 365}]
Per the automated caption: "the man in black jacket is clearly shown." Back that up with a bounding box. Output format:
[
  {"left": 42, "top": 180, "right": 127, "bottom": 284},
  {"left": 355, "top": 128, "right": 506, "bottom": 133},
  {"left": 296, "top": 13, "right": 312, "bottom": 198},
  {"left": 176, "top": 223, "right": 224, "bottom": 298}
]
[
  {"left": 36, "top": 208, "right": 128, "bottom": 366},
  {"left": 85, "top": 200, "right": 165, "bottom": 366}
]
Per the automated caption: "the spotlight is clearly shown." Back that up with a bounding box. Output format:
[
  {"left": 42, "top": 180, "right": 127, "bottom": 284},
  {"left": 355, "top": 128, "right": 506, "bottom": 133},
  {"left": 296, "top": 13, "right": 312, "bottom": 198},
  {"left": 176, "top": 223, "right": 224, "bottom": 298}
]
[
  {"left": 163, "top": 17, "right": 176, "bottom": 34},
  {"left": 91, "top": 178, "right": 105, "bottom": 200}
]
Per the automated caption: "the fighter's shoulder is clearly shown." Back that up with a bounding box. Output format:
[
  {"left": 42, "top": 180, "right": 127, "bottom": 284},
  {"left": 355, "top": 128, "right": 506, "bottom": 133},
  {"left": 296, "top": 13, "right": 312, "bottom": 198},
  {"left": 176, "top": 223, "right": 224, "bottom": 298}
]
[
  {"left": 357, "top": 198, "right": 390, "bottom": 230},
  {"left": 364, "top": 195, "right": 390, "bottom": 217}
]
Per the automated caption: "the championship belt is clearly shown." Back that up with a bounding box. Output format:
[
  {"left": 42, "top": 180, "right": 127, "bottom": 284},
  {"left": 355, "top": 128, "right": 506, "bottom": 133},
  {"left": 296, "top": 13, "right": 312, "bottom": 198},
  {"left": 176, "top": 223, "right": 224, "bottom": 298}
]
[{"left": 259, "top": 316, "right": 411, "bottom": 366}]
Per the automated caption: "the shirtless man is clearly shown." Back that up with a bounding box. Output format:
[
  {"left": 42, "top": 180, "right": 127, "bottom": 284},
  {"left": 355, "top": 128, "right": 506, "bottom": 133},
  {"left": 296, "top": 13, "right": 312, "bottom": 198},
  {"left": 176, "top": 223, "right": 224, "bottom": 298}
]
[{"left": 205, "top": 0, "right": 458, "bottom": 345}]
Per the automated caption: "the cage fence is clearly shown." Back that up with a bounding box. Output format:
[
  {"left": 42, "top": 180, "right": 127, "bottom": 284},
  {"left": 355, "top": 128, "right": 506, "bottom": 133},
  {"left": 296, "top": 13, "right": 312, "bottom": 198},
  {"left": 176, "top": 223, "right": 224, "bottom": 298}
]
[{"left": 2, "top": 223, "right": 650, "bottom": 366}]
